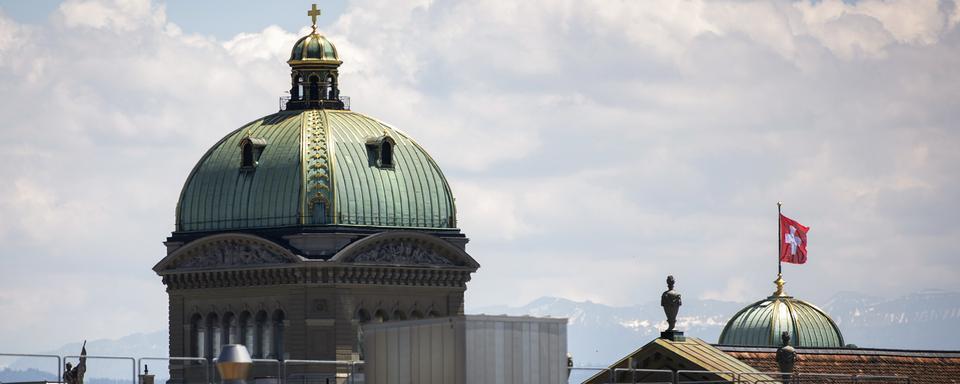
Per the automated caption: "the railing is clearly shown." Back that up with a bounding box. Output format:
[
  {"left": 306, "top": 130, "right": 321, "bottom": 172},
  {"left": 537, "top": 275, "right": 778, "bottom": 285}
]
[
  {"left": 0, "top": 352, "right": 62, "bottom": 382},
  {"left": 1, "top": 351, "right": 914, "bottom": 384},
  {"left": 279, "top": 96, "right": 350, "bottom": 111},
  {"left": 283, "top": 359, "right": 364, "bottom": 384},
  {"left": 138, "top": 357, "right": 209, "bottom": 384},
  {"left": 63, "top": 354, "right": 136, "bottom": 384}
]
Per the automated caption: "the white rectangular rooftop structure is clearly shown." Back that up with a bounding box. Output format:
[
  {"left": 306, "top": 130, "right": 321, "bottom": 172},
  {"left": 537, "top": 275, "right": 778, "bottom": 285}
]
[{"left": 361, "top": 314, "right": 568, "bottom": 384}]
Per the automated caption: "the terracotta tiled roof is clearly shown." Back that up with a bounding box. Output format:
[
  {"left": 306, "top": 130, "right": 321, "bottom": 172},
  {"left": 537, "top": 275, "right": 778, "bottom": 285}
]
[{"left": 717, "top": 345, "right": 960, "bottom": 384}]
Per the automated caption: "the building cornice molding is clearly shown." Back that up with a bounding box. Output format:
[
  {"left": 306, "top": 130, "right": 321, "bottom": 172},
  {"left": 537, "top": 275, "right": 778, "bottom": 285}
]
[{"left": 161, "top": 264, "right": 473, "bottom": 290}]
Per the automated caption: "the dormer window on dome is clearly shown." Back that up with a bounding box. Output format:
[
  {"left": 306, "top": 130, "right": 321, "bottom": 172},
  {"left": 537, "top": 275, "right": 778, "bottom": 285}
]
[
  {"left": 367, "top": 135, "right": 395, "bottom": 169},
  {"left": 239, "top": 136, "right": 268, "bottom": 171}
]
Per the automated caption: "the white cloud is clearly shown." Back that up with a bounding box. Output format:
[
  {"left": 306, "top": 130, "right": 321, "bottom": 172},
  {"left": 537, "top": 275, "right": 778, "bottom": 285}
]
[{"left": 59, "top": 0, "right": 165, "bottom": 31}]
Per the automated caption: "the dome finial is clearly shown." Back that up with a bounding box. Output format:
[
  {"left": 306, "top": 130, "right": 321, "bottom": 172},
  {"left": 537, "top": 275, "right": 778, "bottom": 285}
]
[
  {"left": 307, "top": 4, "right": 321, "bottom": 32},
  {"left": 773, "top": 273, "right": 786, "bottom": 296}
]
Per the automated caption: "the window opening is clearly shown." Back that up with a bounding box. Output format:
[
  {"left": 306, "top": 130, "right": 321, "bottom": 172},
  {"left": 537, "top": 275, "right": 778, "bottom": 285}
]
[
  {"left": 190, "top": 314, "right": 203, "bottom": 358},
  {"left": 241, "top": 142, "right": 254, "bottom": 167},
  {"left": 272, "top": 310, "right": 286, "bottom": 360},
  {"left": 309, "top": 76, "right": 319, "bottom": 101},
  {"left": 379, "top": 140, "right": 393, "bottom": 167}
]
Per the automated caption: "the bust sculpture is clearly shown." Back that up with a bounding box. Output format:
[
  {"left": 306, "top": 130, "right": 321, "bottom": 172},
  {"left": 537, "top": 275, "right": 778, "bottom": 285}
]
[
  {"left": 776, "top": 331, "right": 797, "bottom": 381},
  {"left": 661, "top": 275, "right": 682, "bottom": 331}
]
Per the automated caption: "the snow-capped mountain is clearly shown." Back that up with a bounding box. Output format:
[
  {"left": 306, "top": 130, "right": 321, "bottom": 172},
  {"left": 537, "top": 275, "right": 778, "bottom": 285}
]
[
  {"left": 470, "top": 296, "right": 744, "bottom": 367},
  {"left": 823, "top": 289, "right": 960, "bottom": 349},
  {"left": 470, "top": 290, "right": 960, "bottom": 368}
]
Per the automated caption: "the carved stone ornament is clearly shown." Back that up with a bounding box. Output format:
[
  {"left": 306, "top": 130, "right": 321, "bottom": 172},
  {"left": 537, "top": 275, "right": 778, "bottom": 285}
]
[
  {"left": 352, "top": 239, "right": 454, "bottom": 266},
  {"left": 661, "top": 275, "right": 682, "bottom": 331},
  {"left": 167, "top": 238, "right": 295, "bottom": 270}
]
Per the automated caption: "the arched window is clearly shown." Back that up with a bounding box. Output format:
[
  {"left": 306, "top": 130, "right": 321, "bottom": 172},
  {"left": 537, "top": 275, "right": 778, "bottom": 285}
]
[
  {"left": 379, "top": 140, "right": 393, "bottom": 168},
  {"left": 272, "top": 310, "right": 286, "bottom": 360},
  {"left": 241, "top": 142, "right": 254, "bottom": 167},
  {"left": 206, "top": 313, "right": 221, "bottom": 360},
  {"left": 223, "top": 312, "right": 238, "bottom": 345},
  {"left": 254, "top": 311, "right": 268, "bottom": 358},
  {"left": 294, "top": 75, "right": 303, "bottom": 100},
  {"left": 392, "top": 309, "right": 407, "bottom": 321},
  {"left": 190, "top": 314, "right": 204, "bottom": 358},
  {"left": 366, "top": 136, "right": 395, "bottom": 169},
  {"left": 239, "top": 137, "right": 267, "bottom": 171},
  {"left": 325, "top": 75, "right": 334, "bottom": 99},
  {"left": 309, "top": 76, "right": 320, "bottom": 101},
  {"left": 355, "top": 308, "right": 371, "bottom": 323},
  {"left": 373, "top": 309, "right": 389, "bottom": 323},
  {"left": 427, "top": 310, "right": 440, "bottom": 318},
  {"left": 330, "top": 76, "right": 339, "bottom": 99},
  {"left": 239, "top": 312, "right": 253, "bottom": 352},
  {"left": 354, "top": 309, "right": 369, "bottom": 361},
  {"left": 410, "top": 310, "right": 424, "bottom": 320}
]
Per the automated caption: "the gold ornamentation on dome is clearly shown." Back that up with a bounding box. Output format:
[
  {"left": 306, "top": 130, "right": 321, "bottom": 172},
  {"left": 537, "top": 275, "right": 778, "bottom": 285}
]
[
  {"left": 302, "top": 110, "right": 332, "bottom": 223},
  {"left": 773, "top": 273, "right": 787, "bottom": 297},
  {"left": 307, "top": 4, "right": 321, "bottom": 32}
]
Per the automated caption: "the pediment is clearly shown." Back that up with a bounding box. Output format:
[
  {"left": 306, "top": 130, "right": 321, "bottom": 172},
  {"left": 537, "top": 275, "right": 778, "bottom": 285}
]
[
  {"left": 154, "top": 233, "right": 303, "bottom": 272},
  {"left": 331, "top": 231, "right": 479, "bottom": 268}
]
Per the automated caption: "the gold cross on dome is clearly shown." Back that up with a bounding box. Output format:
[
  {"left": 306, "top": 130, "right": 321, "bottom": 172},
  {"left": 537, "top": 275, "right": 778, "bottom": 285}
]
[{"left": 307, "top": 4, "right": 321, "bottom": 31}]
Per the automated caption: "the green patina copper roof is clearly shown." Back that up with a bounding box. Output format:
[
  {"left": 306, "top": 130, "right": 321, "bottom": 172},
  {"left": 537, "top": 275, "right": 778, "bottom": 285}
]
[
  {"left": 718, "top": 288, "right": 845, "bottom": 348},
  {"left": 176, "top": 109, "right": 456, "bottom": 232},
  {"left": 289, "top": 33, "right": 340, "bottom": 64}
]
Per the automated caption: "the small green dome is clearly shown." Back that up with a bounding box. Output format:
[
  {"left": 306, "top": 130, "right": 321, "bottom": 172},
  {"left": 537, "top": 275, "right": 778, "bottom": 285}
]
[
  {"left": 718, "top": 278, "right": 845, "bottom": 348},
  {"left": 176, "top": 110, "right": 456, "bottom": 232},
  {"left": 289, "top": 33, "right": 340, "bottom": 64}
]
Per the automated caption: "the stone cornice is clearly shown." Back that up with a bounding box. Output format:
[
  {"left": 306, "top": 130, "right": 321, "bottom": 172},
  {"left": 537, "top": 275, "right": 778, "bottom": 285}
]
[{"left": 161, "top": 264, "right": 474, "bottom": 290}]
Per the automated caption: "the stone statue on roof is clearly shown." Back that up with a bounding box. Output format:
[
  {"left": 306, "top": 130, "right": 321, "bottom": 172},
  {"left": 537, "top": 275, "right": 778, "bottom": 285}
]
[
  {"left": 776, "top": 331, "right": 797, "bottom": 381},
  {"left": 64, "top": 341, "right": 87, "bottom": 384},
  {"left": 661, "top": 275, "right": 682, "bottom": 331}
]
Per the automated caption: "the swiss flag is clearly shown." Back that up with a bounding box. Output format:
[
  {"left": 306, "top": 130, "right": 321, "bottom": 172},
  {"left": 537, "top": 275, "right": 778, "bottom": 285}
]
[{"left": 780, "top": 214, "right": 809, "bottom": 264}]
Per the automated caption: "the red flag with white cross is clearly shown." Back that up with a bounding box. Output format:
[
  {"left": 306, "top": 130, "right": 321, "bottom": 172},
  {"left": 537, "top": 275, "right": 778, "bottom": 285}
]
[{"left": 779, "top": 214, "right": 809, "bottom": 264}]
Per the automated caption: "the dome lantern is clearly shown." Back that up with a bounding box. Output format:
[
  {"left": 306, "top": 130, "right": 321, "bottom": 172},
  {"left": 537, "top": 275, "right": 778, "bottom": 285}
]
[{"left": 286, "top": 4, "right": 344, "bottom": 110}]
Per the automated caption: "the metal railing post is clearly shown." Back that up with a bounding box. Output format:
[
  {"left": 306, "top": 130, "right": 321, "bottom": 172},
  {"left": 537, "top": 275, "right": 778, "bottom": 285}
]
[
  {"left": 250, "top": 358, "right": 282, "bottom": 384},
  {"left": 137, "top": 356, "right": 209, "bottom": 384}
]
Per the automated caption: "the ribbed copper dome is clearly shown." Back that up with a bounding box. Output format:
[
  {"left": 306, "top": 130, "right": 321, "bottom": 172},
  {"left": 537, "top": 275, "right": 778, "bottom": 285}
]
[
  {"left": 718, "top": 276, "right": 845, "bottom": 348},
  {"left": 288, "top": 33, "right": 340, "bottom": 64}
]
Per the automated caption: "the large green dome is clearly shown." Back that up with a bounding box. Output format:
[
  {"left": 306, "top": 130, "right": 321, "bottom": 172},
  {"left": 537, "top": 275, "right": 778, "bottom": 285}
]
[
  {"left": 718, "top": 277, "right": 845, "bottom": 348},
  {"left": 176, "top": 109, "right": 456, "bottom": 232}
]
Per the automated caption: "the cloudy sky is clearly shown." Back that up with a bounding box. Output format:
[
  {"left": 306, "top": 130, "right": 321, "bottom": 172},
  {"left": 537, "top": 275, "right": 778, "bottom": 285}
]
[{"left": 1, "top": 0, "right": 959, "bottom": 353}]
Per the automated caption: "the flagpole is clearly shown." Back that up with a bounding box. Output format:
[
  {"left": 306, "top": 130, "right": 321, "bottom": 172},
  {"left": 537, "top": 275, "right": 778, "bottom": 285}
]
[{"left": 777, "top": 201, "right": 783, "bottom": 276}]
